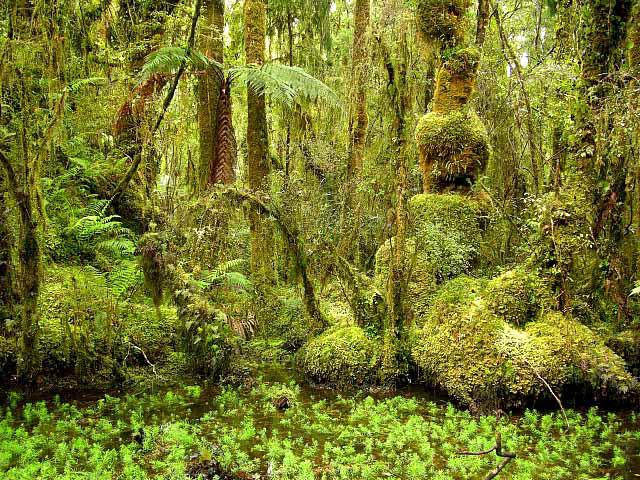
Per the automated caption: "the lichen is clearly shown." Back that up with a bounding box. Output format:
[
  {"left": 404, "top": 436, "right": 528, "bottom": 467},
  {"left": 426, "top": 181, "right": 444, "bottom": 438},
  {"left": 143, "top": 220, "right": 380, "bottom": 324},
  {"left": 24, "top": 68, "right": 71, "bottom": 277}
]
[
  {"left": 297, "top": 326, "right": 381, "bottom": 387},
  {"left": 416, "top": 109, "right": 490, "bottom": 191}
]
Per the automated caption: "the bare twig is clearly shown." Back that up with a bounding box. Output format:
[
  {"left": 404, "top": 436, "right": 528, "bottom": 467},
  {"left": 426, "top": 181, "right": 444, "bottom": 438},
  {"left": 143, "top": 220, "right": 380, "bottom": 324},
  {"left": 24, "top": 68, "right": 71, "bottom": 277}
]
[
  {"left": 123, "top": 343, "right": 158, "bottom": 377},
  {"left": 458, "top": 432, "right": 517, "bottom": 480}
]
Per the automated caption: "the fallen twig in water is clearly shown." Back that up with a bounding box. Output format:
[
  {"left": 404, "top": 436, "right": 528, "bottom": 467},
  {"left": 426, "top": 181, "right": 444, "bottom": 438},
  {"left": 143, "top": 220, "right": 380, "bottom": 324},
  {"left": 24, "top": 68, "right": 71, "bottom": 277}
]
[{"left": 459, "top": 431, "right": 516, "bottom": 480}]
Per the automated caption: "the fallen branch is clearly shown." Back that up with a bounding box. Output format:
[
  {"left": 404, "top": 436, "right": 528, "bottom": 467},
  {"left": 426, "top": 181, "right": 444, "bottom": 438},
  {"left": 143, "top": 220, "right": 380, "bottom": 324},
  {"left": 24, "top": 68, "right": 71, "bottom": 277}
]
[
  {"left": 123, "top": 343, "right": 158, "bottom": 378},
  {"left": 459, "top": 432, "right": 516, "bottom": 480},
  {"left": 522, "top": 357, "right": 570, "bottom": 431}
]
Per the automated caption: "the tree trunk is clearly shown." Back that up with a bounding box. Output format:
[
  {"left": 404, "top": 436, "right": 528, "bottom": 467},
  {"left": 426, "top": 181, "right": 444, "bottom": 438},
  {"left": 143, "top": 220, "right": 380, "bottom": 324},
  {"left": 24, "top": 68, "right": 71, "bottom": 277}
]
[
  {"left": 0, "top": 182, "right": 16, "bottom": 325},
  {"left": 475, "top": 0, "right": 490, "bottom": 47},
  {"left": 0, "top": 149, "right": 41, "bottom": 381},
  {"left": 379, "top": 26, "right": 410, "bottom": 386},
  {"left": 198, "top": 0, "right": 224, "bottom": 189},
  {"left": 347, "top": 0, "right": 370, "bottom": 178},
  {"left": 244, "top": 0, "right": 273, "bottom": 284}
]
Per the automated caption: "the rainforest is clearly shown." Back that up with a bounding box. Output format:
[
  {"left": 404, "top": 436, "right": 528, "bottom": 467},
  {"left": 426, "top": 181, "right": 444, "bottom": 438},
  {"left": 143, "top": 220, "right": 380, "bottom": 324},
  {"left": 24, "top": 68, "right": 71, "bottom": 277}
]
[{"left": 1, "top": 0, "right": 640, "bottom": 478}]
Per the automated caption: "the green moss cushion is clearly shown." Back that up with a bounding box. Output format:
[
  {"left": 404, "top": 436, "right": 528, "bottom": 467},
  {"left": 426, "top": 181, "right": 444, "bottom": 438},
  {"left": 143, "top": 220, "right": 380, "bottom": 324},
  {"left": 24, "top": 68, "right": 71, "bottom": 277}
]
[
  {"left": 416, "top": 0, "right": 471, "bottom": 46},
  {"left": 416, "top": 109, "right": 490, "bottom": 185},
  {"left": 408, "top": 194, "right": 482, "bottom": 281},
  {"left": 297, "top": 326, "right": 381, "bottom": 387}
]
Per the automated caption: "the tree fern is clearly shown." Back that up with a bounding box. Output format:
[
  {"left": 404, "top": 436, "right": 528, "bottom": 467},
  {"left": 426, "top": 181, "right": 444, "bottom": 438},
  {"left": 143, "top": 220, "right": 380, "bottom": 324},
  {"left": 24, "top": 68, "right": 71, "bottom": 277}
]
[{"left": 139, "top": 47, "right": 341, "bottom": 110}]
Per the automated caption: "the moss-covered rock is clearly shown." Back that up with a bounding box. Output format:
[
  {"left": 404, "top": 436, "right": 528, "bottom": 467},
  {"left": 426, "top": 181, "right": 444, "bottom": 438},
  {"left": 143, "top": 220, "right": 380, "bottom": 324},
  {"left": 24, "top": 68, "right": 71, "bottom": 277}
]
[
  {"left": 411, "top": 277, "right": 636, "bottom": 407},
  {"left": 297, "top": 326, "right": 381, "bottom": 387},
  {"left": 408, "top": 194, "right": 483, "bottom": 281},
  {"left": 484, "top": 267, "right": 552, "bottom": 326},
  {"left": 416, "top": 109, "right": 490, "bottom": 191},
  {"left": 416, "top": 0, "right": 471, "bottom": 47}
]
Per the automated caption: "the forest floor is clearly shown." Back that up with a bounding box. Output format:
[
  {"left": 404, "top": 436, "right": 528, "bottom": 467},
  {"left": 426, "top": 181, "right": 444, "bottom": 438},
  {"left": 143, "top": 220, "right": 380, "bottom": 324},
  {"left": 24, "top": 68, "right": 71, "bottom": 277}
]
[{"left": 1, "top": 359, "right": 639, "bottom": 480}]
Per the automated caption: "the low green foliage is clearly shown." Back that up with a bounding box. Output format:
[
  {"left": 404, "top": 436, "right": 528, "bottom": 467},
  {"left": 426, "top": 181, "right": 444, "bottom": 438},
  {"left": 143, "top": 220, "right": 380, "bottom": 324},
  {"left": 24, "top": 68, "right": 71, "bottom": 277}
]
[{"left": 1, "top": 383, "right": 638, "bottom": 479}]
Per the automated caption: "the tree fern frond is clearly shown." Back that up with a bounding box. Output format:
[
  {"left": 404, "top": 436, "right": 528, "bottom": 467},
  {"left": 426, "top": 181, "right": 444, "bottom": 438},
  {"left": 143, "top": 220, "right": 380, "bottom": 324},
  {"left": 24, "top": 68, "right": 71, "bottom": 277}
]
[
  {"left": 230, "top": 63, "right": 342, "bottom": 110},
  {"left": 140, "top": 46, "right": 223, "bottom": 80},
  {"left": 68, "top": 77, "right": 107, "bottom": 93}
]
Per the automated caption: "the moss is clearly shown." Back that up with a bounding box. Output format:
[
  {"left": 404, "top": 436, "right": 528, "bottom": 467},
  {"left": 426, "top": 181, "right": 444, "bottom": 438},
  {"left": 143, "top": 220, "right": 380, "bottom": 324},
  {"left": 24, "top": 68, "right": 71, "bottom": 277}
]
[
  {"left": 432, "top": 49, "right": 480, "bottom": 113},
  {"left": 408, "top": 194, "right": 482, "bottom": 281},
  {"left": 0, "top": 335, "right": 16, "bottom": 378},
  {"left": 411, "top": 279, "right": 636, "bottom": 407},
  {"left": 411, "top": 280, "right": 504, "bottom": 405},
  {"left": 297, "top": 326, "right": 381, "bottom": 387},
  {"left": 374, "top": 237, "right": 437, "bottom": 325},
  {"left": 416, "top": 0, "right": 471, "bottom": 47},
  {"left": 260, "top": 287, "right": 315, "bottom": 351},
  {"left": 416, "top": 109, "right": 490, "bottom": 190},
  {"left": 120, "top": 304, "right": 178, "bottom": 360},
  {"left": 484, "top": 267, "right": 552, "bottom": 326},
  {"left": 515, "top": 313, "right": 635, "bottom": 396},
  {"left": 607, "top": 329, "right": 640, "bottom": 377}
]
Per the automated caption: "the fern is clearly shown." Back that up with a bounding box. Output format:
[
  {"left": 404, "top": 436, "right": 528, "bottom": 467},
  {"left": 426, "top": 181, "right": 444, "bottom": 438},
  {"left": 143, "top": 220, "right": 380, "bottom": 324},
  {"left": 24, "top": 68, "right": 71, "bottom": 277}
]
[
  {"left": 194, "top": 259, "right": 252, "bottom": 291},
  {"left": 108, "top": 259, "right": 143, "bottom": 297},
  {"left": 68, "top": 206, "right": 136, "bottom": 260},
  {"left": 139, "top": 47, "right": 341, "bottom": 110}
]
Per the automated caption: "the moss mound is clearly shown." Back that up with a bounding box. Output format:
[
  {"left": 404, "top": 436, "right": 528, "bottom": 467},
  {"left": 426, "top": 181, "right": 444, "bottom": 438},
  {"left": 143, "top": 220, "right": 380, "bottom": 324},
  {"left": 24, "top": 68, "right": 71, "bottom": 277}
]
[
  {"left": 408, "top": 194, "right": 482, "bottom": 281},
  {"left": 261, "top": 287, "right": 315, "bottom": 351},
  {"left": 297, "top": 326, "right": 381, "bottom": 387},
  {"left": 484, "top": 267, "right": 552, "bottom": 326},
  {"left": 416, "top": 109, "right": 490, "bottom": 190},
  {"left": 416, "top": 0, "right": 471, "bottom": 46},
  {"left": 411, "top": 277, "right": 636, "bottom": 407}
]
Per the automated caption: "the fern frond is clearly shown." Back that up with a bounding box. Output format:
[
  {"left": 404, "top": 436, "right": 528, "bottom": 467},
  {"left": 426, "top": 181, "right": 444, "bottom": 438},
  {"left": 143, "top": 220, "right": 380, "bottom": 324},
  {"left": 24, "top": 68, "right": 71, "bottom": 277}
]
[
  {"left": 140, "top": 46, "right": 223, "bottom": 80},
  {"left": 230, "top": 63, "right": 342, "bottom": 110},
  {"left": 108, "top": 260, "right": 143, "bottom": 297}
]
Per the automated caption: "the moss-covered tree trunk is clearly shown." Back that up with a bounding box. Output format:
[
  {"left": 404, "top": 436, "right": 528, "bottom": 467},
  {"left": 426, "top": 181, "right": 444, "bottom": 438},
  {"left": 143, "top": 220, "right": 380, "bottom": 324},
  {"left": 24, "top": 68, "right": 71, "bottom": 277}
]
[
  {"left": 0, "top": 149, "right": 41, "bottom": 381},
  {"left": 339, "top": 0, "right": 370, "bottom": 264},
  {"left": 347, "top": 0, "right": 370, "bottom": 178},
  {"left": 197, "top": 0, "right": 224, "bottom": 189},
  {"left": 572, "top": 0, "right": 634, "bottom": 320},
  {"left": 244, "top": 0, "right": 273, "bottom": 286},
  {"left": 380, "top": 25, "right": 410, "bottom": 385},
  {"left": 0, "top": 181, "right": 16, "bottom": 324}
]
